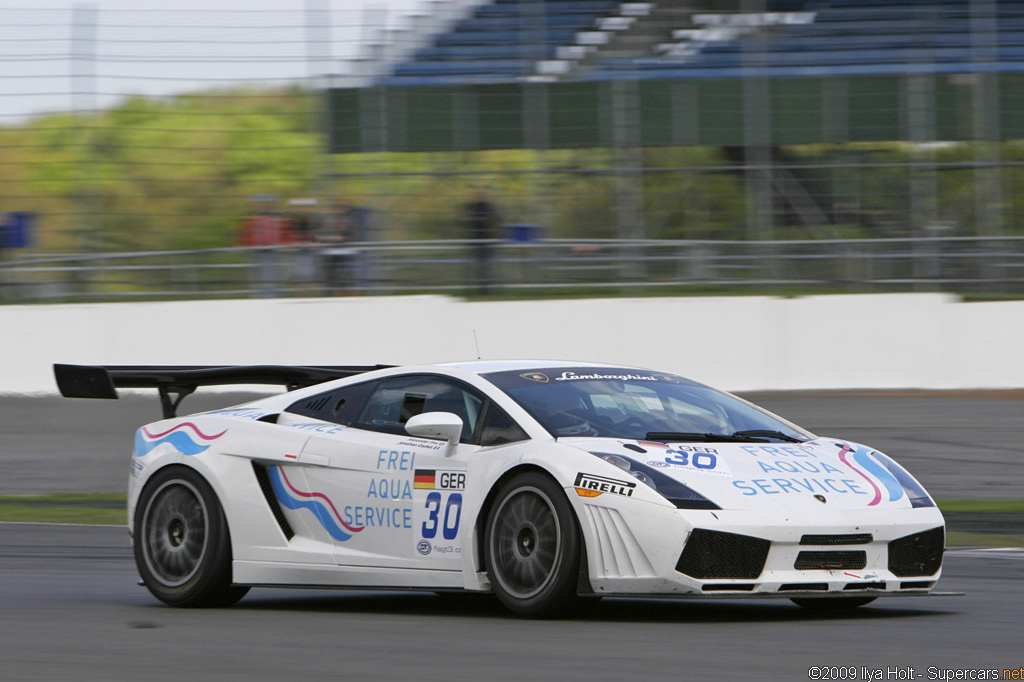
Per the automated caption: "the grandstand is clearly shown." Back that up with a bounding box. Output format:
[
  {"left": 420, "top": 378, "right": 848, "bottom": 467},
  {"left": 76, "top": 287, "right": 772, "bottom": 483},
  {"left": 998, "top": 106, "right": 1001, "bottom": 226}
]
[
  {"left": 323, "top": 0, "right": 1020, "bottom": 254},
  {"left": 330, "top": 0, "right": 1024, "bottom": 153},
  {"left": 373, "top": 0, "right": 1020, "bottom": 87}
]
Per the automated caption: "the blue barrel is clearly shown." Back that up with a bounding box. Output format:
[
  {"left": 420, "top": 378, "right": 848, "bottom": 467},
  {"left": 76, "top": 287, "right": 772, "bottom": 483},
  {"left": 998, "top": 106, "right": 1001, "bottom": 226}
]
[
  {"left": 504, "top": 224, "right": 543, "bottom": 243},
  {"left": 1, "top": 211, "right": 35, "bottom": 249}
]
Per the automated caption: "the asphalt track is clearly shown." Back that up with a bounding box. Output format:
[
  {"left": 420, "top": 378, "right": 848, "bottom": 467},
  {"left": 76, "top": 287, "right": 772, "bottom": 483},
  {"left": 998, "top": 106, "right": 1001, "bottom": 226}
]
[
  {"left": 2, "top": 391, "right": 1023, "bottom": 499},
  {"left": 0, "top": 523, "right": 1021, "bottom": 682}
]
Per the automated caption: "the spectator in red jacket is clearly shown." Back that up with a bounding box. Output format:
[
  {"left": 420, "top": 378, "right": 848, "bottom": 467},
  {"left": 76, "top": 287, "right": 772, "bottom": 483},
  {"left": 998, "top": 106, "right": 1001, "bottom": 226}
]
[{"left": 236, "top": 195, "right": 294, "bottom": 297}]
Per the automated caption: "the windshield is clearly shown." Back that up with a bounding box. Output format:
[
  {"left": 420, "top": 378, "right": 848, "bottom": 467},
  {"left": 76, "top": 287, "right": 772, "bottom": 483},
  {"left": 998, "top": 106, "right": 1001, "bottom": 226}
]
[{"left": 484, "top": 368, "right": 812, "bottom": 442}]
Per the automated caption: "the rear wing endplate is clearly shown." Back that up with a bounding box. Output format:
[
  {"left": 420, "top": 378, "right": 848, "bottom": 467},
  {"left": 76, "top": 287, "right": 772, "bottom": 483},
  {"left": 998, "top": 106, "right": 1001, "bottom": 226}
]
[{"left": 54, "top": 363, "right": 392, "bottom": 419}]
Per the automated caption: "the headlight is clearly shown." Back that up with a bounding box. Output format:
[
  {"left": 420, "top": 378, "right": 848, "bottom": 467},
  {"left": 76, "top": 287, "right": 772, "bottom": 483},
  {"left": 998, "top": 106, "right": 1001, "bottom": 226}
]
[
  {"left": 589, "top": 452, "right": 720, "bottom": 510},
  {"left": 869, "top": 450, "right": 936, "bottom": 508}
]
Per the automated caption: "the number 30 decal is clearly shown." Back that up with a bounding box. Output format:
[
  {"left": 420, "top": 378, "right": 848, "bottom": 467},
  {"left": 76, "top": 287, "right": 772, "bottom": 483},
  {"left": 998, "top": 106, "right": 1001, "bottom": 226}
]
[{"left": 421, "top": 492, "right": 463, "bottom": 541}]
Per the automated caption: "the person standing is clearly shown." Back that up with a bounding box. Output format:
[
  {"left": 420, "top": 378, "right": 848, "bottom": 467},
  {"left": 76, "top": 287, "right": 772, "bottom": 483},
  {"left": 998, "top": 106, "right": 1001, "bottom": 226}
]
[
  {"left": 236, "top": 195, "right": 294, "bottom": 298},
  {"left": 345, "top": 202, "right": 374, "bottom": 291},
  {"left": 287, "top": 198, "right": 321, "bottom": 290},
  {"left": 318, "top": 199, "right": 354, "bottom": 295},
  {"left": 463, "top": 186, "right": 501, "bottom": 295}
]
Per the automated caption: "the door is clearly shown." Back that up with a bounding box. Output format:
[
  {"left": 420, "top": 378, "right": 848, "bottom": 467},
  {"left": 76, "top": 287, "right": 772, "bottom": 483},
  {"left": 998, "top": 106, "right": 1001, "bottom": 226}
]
[{"left": 298, "top": 374, "right": 484, "bottom": 571}]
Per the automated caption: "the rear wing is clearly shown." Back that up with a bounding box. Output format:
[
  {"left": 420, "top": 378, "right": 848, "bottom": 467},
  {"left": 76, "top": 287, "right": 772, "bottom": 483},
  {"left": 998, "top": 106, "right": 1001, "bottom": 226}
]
[{"left": 53, "top": 363, "right": 393, "bottom": 419}]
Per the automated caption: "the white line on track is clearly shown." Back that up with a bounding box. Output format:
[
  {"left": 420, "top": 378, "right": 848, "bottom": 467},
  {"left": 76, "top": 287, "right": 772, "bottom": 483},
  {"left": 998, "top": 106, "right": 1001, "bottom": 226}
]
[{"left": 945, "top": 547, "right": 1024, "bottom": 558}]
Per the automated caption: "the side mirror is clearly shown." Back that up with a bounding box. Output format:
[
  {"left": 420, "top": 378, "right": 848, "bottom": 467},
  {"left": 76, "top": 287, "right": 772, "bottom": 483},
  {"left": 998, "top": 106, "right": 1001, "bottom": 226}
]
[{"left": 405, "top": 412, "right": 463, "bottom": 456}]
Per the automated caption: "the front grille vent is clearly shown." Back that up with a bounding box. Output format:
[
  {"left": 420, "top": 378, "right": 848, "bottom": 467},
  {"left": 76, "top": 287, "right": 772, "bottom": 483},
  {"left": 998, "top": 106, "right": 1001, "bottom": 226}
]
[
  {"left": 676, "top": 529, "right": 770, "bottom": 580},
  {"left": 794, "top": 551, "right": 867, "bottom": 571},
  {"left": 888, "top": 527, "right": 944, "bottom": 577},
  {"left": 844, "top": 581, "right": 886, "bottom": 591},
  {"left": 900, "top": 581, "right": 935, "bottom": 590},
  {"left": 780, "top": 583, "right": 828, "bottom": 592},
  {"left": 701, "top": 583, "right": 756, "bottom": 592},
  {"left": 800, "top": 533, "right": 873, "bottom": 546}
]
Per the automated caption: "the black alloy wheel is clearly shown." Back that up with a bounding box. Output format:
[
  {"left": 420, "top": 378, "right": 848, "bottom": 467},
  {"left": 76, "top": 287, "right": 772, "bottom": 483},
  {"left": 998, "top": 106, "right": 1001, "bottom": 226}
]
[
  {"left": 485, "top": 472, "right": 581, "bottom": 617},
  {"left": 134, "top": 466, "right": 248, "bottom": 607}
]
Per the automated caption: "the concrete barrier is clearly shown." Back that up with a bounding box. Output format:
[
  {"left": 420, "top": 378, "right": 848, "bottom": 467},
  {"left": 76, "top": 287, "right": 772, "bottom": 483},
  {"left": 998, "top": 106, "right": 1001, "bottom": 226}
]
[{"left": 3, "top": 293, "right": 1022, "bottom": 394}]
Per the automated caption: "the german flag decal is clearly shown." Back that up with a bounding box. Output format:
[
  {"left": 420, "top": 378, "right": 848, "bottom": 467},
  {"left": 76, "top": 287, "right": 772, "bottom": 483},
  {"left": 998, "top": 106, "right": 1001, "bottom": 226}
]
[
  {"left": 413, "top": 469, "right": 466, "bottom": 491},
  {"left": 414, "top": 470, "right": 436, "bottom": 490}
]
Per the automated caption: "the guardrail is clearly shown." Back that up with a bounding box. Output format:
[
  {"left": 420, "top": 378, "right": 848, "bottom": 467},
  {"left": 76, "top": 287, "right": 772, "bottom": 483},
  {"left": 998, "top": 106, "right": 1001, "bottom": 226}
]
[{"left": 2, "top": 237, "right": 1024, "bottom": 302}]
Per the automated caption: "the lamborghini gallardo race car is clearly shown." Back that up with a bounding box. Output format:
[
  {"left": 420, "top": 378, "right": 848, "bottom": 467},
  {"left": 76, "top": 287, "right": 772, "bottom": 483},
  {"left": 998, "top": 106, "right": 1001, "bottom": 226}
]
[{"left": 55, "top": 361, "right": 948, "bottom": 616}]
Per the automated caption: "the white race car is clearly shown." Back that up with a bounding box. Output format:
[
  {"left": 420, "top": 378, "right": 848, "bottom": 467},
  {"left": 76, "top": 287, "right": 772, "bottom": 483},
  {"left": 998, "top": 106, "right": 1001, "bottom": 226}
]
[{"left": 55, "top": 361, "right": 948, "bottom": 616}]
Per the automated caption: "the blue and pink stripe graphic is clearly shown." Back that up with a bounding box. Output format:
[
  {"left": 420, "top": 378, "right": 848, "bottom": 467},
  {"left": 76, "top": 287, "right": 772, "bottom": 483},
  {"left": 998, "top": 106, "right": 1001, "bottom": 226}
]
[
  {"left": 837, "top": 443, "right": 904, "bottom": 506},
  {"left": 134, "top": 422, "right": 227, "bottom": 457},
  {"left": 267, "top": 466, "right": 364, "bottom": 542}
]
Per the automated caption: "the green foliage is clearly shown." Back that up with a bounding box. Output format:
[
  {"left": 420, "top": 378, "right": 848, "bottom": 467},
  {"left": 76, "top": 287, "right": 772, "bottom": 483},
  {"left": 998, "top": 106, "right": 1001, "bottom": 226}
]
[
  {"left": 640, "top": 146, "right": 747, "bottom": 240},
  {"left": 0, "top": 494, "right": 127, "bottom": 525},
  {"left": 1, "top": 87, "right": 324, "bottom": 253},
  {"left": 4, "top": 87, "right": 1024, "bottom": 255}
]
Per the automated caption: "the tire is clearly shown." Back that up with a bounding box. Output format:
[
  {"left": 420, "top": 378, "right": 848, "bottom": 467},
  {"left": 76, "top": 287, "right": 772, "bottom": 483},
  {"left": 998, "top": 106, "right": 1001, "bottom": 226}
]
[
  {"left": 134, "top": 466, "right": 249, "bottom": 608},
  {"left": 485, "top": 472, "right": 581, "bottom": 617},
  {"left": 790, "top": 596, "right": 877, "bottom": 611}
]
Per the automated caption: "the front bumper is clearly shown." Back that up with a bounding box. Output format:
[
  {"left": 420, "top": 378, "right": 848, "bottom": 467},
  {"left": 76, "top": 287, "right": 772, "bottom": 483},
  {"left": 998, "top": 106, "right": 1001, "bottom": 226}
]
[{"left": 577, "top": 501, "right": 946, "bottom": 598}]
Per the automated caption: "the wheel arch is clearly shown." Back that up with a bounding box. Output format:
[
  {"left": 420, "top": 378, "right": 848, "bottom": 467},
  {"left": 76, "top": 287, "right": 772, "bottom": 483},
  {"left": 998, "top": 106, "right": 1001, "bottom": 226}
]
[
  {"left": 473, "top": 463, "right": 592, "bottom": 594},
  {"left": 133, "top": 461, "right": 223, "bottom": 528},
  {"left": 132, "top": 460, "right": 238, "bottom": 561}
]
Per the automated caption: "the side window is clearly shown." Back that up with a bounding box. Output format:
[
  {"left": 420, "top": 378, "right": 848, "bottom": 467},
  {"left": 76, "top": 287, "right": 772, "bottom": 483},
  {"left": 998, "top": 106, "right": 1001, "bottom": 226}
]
[
  {"left": 284, "top": 382, "right": 371, "bottom": 425},
  {"left": 354, "top": 376, "right": 485, "bottom": 443},
  {"left": 480, "top": 403, "right": 528, "bottom": 447}
]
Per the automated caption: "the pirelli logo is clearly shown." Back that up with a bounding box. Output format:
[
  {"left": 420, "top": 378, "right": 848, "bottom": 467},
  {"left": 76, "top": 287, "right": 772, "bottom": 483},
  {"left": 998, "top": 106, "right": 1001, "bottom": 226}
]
[{"left": 573, "top": 472, "right": 636, "bottom": 498}]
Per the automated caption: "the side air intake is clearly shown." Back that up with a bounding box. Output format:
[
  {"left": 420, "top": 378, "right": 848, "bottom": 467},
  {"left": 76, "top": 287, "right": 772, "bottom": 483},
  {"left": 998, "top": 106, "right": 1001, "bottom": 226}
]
[
  {"left": 252, "top": 463, "right": 295, "bottom": 541},
  {"left": 888, "top": 527, "right": 944, "bottom": 577}
]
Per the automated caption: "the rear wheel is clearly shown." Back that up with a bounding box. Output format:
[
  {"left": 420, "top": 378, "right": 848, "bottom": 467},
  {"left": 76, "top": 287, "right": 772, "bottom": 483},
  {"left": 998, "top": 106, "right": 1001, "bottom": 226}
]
[
  {"left": 790, "top": 596, "right": 877, "bottom": 611},
  {"left": 134, "top": 466, "right": 248, "bottom": 607},
  {"left": 485, "top": 472, "right": 581, "bottom": 617}
]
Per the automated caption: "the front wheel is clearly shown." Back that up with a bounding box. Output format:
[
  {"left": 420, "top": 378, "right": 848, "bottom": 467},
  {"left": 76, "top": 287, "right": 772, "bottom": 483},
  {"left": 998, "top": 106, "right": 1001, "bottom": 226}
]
[
  {"left": 134, "top": 466, "right": 249, "bottom": 607},
  {"left": 790, "top": 596, "right": 877, "bottom": 611},
  {"left": 485, "top": 472, "right": 581, "bottom": 617}
]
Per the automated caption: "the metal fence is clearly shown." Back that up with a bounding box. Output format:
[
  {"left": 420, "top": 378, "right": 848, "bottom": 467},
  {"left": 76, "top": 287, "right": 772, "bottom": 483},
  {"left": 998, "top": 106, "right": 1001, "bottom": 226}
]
[
  {"left": 4, "top": 236, "right": 1024, "bottom": 302},
  {"left": 3, "top": 2, "right": 1024, "bottom": 301}
]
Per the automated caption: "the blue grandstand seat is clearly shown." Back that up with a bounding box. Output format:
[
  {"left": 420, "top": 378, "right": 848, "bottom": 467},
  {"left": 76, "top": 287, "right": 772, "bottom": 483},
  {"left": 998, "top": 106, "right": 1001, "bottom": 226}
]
[
  {"left": 415, "top": 44, "right": 558, "bottom": 61},
  {"left": 489, "top": 0, "right": 613, "bottom": 3},
  {"left": 379, "top": 0, "right": 624, "bottom": 86},
  {"left": 606, "top": 46, "right": 1024, "bottom": 71},
  {"left": 394, "top": 59, "right": 531, "bottom": 77},
  {"left": 476, "top": 1, "right": 617, "bottom": 16},
  {"left": 434, "top": 28, "right": 578, "bottom": 47},
  {"left": 454, "top": 14, "right": 603, "bottom": 33}
]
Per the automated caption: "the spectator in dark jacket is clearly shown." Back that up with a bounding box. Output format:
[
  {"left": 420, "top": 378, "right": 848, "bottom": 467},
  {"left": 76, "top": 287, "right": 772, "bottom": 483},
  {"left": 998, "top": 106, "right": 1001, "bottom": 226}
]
[{"left": 463, "top": 187, "right": 501, "bottom": 295}]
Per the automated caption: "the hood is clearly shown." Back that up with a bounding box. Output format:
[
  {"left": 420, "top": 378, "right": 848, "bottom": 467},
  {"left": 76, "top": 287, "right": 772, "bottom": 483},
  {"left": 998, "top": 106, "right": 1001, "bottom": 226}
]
[{"left": 558, "top": 437, "right": 934, "bottom": 513}]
